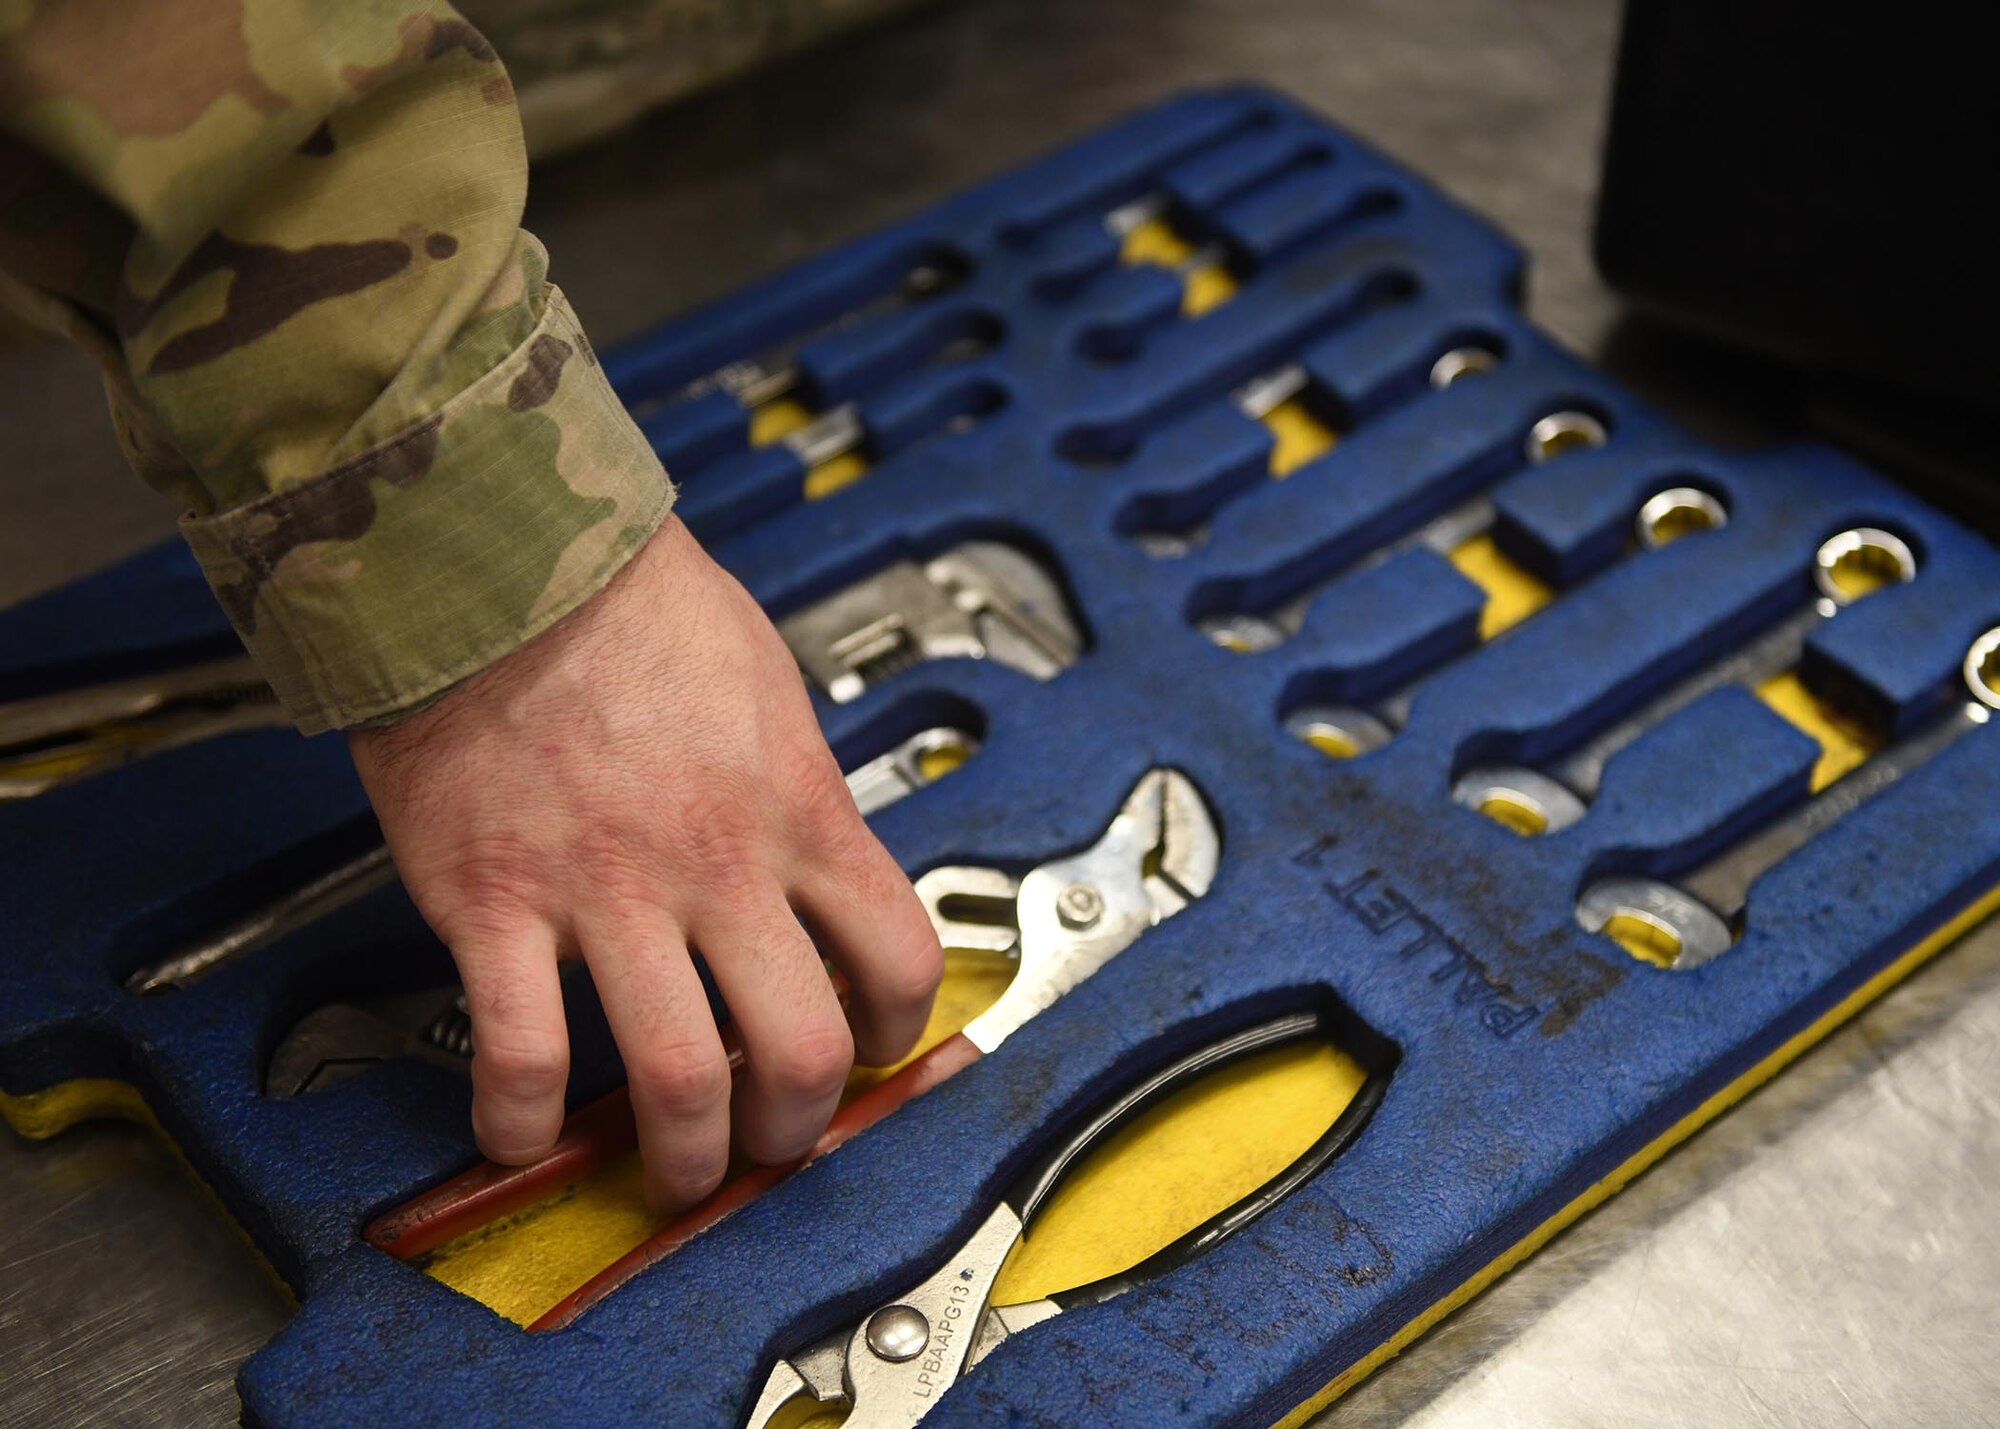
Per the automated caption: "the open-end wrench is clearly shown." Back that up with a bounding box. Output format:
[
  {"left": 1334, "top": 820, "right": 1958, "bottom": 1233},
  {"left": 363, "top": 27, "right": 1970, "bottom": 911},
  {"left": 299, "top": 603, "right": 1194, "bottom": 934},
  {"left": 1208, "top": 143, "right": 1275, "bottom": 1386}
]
[
  {"left": 1576, "top": 625, "right": 2000, "bottom": 969},
  {"left": 1453, "top": 526, "right": 1918, "bottom": 835},
  {"left": 1273, "top": 473, "right": 1728, "bottom": 761}
]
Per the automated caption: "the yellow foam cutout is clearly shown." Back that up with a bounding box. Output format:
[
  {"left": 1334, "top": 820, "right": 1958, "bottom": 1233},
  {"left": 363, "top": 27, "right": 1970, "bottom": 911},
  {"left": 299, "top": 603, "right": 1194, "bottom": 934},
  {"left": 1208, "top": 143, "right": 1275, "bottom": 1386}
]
[
  {"left": 1302, "top": 725, "right": 1362, "bottom": 760},
  {"left": 664, "top": 1037, "right": 1368, "bottom": 1429},
  {"left": 1755, "top": 669, "right": 1881, "bottom": 791},
  {"left": 1478, "top": 792, "right": 1549, "bottom": 839},
  {"left": 1272, "top": 875, "right": 2000, "bottom": 1428},
  {"left": 1118, "top": 216, "right": 1238, "bottom": 316},
  {"left": 913, "top": 739, "right": 973, "bottom": 784},
  {"left": 747, "top": 398, "right": 870, "bottom": 501},
  {"left": 1447, "top": 533, "right": 1554, "bottom": 640},
  {"left": 1117, "top": 216, "right": 1199, "bottom": 269},
  {"left": 991, "top": 1040, "right": 1368, "bottom": 1305},
  {"left": 802, "top": 452, "right": 870, "bottom": 501},
  {"left": 1602, "top": 912, "right": 1682, "bottom": 968},
  {"left": 1182, "top": 264, "right": 1239, "bottom": 317},
  {"left": 1261, "top": 400, "right": 1337, "bottom": 478},
  {"left": 748, "top": 397, "right": 815, "bottom": 447}
]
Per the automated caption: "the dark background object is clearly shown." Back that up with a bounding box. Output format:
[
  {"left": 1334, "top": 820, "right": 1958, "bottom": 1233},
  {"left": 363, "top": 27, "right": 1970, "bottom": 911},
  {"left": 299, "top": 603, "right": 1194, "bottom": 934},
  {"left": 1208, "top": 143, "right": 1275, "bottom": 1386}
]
[{"left": 1595, "top": 1, "right": 1999, "bottom": 532}]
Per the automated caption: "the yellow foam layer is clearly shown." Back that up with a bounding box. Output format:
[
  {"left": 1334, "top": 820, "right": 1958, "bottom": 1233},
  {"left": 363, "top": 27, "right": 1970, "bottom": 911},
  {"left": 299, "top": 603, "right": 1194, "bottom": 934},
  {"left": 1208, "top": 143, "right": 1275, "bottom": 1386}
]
[
  {"left": 1755, "top": 669, "right": 1880, "bottom": 791},
  {"left": 748, "top": 398, "right": 872, "bottom": 502},
  {"left": 1, "top": 1075, "right": 152, "bottom": 1140},
  {"left": 992, "top": 1039, "right": 1367, "bottom": 1305},
  {"left": 748, "top": 397, "right": 814, "bottom": 447},
  {"left": 802, "top": 453, "right": 869, "bottom": 501},
  {"left": 1261, "top": 400, "right": 1337, "bottom": 478},
  {"left": 1, "top": 1074, "right": 295, "bottom": 1308},
  {"left": 1182, "top": 263, "right": 1239, "bottom": 317},
  {"left": 1272, "top": 875, "right": 2000, "bottom": 1428},
  {"left": 1447, "top": 533, "right": 1553, "bottom": 640},
  {"left": 1118, "top": 216, "right": 1200, "bottom": 269},
  {"left": 1119, "top": 216, "right": 1238, "bottom": 316}
]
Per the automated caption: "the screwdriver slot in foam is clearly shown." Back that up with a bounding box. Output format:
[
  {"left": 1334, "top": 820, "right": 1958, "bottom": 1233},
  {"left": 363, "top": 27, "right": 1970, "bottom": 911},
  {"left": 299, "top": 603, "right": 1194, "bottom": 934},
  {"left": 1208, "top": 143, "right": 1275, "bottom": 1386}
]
[
  {"left": 1115, "top": 331, "right": 1513, "bottom": 552},
  {"left": 1075, "top": 187, "right": 1406, "bottom": 362}
]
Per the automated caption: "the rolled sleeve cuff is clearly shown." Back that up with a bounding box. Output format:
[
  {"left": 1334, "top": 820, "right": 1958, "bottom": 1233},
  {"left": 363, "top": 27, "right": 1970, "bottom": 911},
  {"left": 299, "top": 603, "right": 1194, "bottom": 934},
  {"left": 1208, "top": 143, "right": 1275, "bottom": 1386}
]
[{"left": 181, "top": 285, "right": 674, "bottom": 735}]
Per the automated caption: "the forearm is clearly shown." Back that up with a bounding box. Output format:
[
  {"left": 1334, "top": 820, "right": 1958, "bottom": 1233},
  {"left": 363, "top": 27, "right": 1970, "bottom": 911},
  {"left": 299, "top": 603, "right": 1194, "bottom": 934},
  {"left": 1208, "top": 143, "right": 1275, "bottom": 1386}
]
[{"left": 0, "top": 1, "right": 671, "bottom": 731}]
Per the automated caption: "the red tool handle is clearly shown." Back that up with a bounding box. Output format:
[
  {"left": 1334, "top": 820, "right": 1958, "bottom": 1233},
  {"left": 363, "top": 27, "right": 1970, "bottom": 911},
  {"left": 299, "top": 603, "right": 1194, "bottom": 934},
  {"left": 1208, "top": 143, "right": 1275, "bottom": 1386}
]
[
  {"left": 363, "top": 1085, "right": 640, "bottom": 1259},
  {"left": 365, "top": 994, "right": 799, "bottom": 1259},
  {"left": 531, "top": 1030, "right": 982, "bottom": 1331}
]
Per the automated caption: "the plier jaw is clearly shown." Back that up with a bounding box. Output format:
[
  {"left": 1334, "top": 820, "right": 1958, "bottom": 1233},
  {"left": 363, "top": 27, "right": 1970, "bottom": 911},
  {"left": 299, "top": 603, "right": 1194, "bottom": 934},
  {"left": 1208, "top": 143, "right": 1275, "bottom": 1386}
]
[
  {"left": 745, "top": 1011, "right": 1388, "bottom": 1429},
  {"left": 922, "top": 767, "right": 1219, "bottom": 1055}
]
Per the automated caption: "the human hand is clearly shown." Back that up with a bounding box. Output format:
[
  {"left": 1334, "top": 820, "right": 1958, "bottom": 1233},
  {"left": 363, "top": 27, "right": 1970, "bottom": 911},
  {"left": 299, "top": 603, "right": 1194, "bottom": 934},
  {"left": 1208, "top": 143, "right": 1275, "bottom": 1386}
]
[{"left": 347, "top": 517, "right": 944, "bottom": 1212}]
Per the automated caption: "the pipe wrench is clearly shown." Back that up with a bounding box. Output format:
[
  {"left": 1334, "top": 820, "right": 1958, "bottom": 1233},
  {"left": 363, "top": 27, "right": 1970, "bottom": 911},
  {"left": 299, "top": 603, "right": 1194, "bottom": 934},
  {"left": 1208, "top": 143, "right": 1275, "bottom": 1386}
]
[
  {"left": 0, "top": 654, "right": 287, "bottom": 801},
  {"left": 1453, "top": 526, "right": 1917, "bottom": 836},
  {"left": 779, "top": 542, "right": 1085, "bottom": 703},
  {"left": 1577, "top": 623, "right": 1999, "bottom": 968},
  {"left": 746, "top": 1009, "right": 1386, "bottom": 1429},
  {"left": 363, "top": 768, "right": 1219, "bottom": 1327},
  {"left": 265, "top": 985, "right": 474, "bottom": 1099}
]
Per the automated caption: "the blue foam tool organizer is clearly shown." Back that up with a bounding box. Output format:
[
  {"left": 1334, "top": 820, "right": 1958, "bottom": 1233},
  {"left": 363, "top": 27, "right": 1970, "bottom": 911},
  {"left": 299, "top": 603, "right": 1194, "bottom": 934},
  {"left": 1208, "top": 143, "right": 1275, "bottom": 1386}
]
[{"left": 2, "top": 87, "right": 1998, "bottom": 1426}]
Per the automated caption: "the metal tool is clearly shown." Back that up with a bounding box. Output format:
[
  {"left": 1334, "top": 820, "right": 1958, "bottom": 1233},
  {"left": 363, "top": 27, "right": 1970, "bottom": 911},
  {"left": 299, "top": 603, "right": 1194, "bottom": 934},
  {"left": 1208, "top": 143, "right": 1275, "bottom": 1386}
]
[
  {"left": 264, "top": 986, "right": 475, "bottom": 1099},
  {"left": 1576, "top": 624, "right": 1999, "bottom": 969},
  {"left": 846, "top": 725, "right": 981, "bottom": 816},
  {"left": 1200, "top": 407, "right": 1613, "bottom": 656},
  {"left": 779, "top": 542, "right": 1085, "bottom": 703},
  {"left": 1133, "top": 340, "right": 1503, "bottom": 559},
  {"left": 364, "top": 767, "right": 1219, "bottom": 1320},
  {"left": 123, "top": 844, "right": 398, "bottom": 996},
  {"left": 1280, "top": 478, "right": 1728, "bottom": 762},
  {"left": 753, "top": 321, "right": 1000, "bottom": 486},
  {"left": 635, "top": 259, "right": 964, "bottom": 417},
  {"left": 746, "top": 1008, "right": 1387, "bottom": 1429},
  {"left": 523, "top": 769, "right": 1218, "bottom": 1329},
  {"left": 1452, "top": 524, "right": 1906, "bottom": 836},
  {"left": 0, "top": 655, "right": 288, "bottom": 801}
]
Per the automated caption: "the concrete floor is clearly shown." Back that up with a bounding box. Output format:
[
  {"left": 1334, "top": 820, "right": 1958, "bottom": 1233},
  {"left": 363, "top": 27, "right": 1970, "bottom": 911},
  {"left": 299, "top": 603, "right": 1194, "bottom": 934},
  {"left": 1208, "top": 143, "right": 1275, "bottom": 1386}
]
[{"left": 3, "top": 1, "right": 1996, "bottom": 1425}]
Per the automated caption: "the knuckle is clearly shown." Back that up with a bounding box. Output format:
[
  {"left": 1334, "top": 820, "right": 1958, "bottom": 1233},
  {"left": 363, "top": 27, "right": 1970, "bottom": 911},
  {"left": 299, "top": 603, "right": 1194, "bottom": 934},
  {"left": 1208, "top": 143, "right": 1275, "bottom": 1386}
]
[
  {"left": 574, "top": 821, "right": 666, "bottom": 908},
  {"left": 474, "top": 1032, "right": 569, "bottom": 1101},
  {"left": 668, "top": 784, "right": 764, "bottom": 888},
  {"left": 786, "top": 748, "right": 856, "bottom": 830},
  {"left": 421, "top": 834, "right": 545, "bottom": 936},
  {"left": 762, "top": 1018, "right": 854, "bottom": 1102},
  {"left": 630, "top": 1041, "right": 733, "bottom": 1119},
  {"left": 882, "top": 931, "right": 946, "bottom": 1011}
]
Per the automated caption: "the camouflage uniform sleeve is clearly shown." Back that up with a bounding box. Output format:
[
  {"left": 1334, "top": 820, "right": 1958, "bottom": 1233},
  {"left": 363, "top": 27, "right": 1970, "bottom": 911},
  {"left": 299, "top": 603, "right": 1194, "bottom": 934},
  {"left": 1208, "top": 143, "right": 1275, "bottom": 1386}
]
[{"left": 0, "top": 1, "right": 674, "bottom": 734}]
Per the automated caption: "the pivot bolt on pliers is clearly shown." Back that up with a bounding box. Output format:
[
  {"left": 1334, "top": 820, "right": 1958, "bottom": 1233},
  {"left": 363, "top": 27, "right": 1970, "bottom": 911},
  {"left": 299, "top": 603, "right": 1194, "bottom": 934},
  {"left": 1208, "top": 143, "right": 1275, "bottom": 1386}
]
[{"left": 748, "top": 1008, "right": 1388, "bottom": 1429}]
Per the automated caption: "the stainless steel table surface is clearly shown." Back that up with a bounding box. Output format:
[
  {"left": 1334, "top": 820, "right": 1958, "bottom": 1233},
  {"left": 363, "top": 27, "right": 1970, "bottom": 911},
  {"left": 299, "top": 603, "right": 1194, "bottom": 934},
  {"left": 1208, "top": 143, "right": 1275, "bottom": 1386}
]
[{"left": 2, "top": 2, "right": 1994, "bottom": 1424}]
